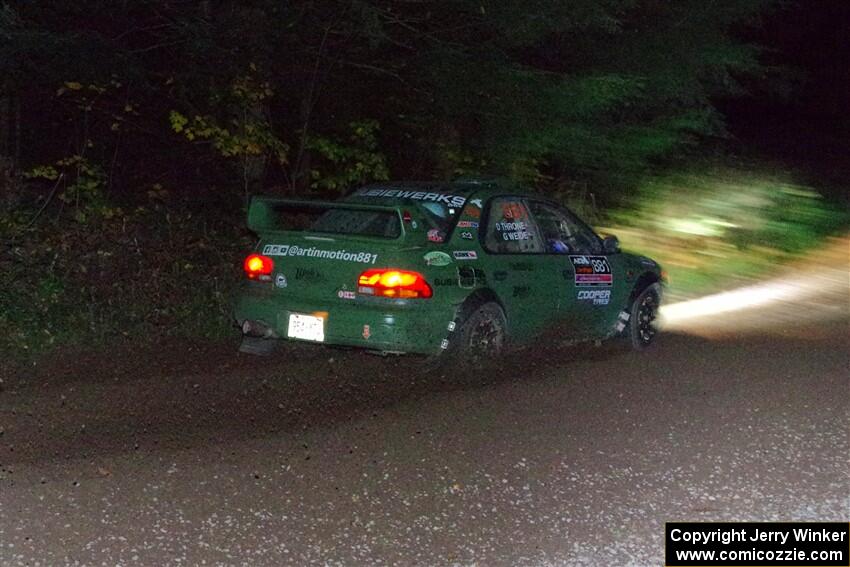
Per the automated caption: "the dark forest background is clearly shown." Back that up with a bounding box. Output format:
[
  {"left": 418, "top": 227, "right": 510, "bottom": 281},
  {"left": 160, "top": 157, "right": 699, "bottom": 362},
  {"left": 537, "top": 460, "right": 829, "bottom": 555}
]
[{"left": 1, "top": 1, "right": 847, "bottom": 356}]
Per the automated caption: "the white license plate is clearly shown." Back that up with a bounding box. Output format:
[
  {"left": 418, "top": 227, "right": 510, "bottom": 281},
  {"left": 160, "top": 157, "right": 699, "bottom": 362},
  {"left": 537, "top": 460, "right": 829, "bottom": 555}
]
[{"left": 287, "top": 313, "right": 325, "bottom": 342}]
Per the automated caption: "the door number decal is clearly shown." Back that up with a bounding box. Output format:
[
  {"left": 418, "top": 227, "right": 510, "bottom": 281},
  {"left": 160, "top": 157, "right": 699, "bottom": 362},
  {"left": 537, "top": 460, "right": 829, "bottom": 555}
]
[{"left": 569, "top": 255, "right": 612, "bottom": 287}]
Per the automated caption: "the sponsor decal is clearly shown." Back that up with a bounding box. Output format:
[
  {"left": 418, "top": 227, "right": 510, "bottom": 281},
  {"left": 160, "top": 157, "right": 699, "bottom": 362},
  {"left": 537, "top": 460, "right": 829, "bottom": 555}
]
[
  {"left": 470, "top": 198, "right": 483, "bottom": 208},
  {"left": 502, "top": 231, "right": 531, "bottom": 241},
  {"left": 423, "top": 251, "right": 452, "bottom": 266},
  {"left": 615, "top": 310, "right": 630, "bottom": 332},
  {"left": 453, "top": 250, "right": 478, "bottom": 260},
  {"left": 337, "top": 290, "right": 356, "bottom": 300},
  {"left": 569, "top": 255, "right": 612, "bottom": 287},
  {"left": 509, "top": 262, "right": 535, "bottom": 272},
  {"left": 496, "top": 221, "right": 527, "bottom": 231},
  {"left": 458, "top": 267, "right": 486, "bottom": 288},
  {"left": 275, "top": 274, "right": 288, "bottom": 288},
  {"left": 362, "top": 324, "right": 371, "bottom": 340},
  {"left": 263, "top": 244, "right": 378, "bottom": 264},
  {"left": 464, "top": 206, "right": 481, "bottom": 218},
  {"left": 295, "top": 267, "right": 324, "bottom": 282},
  {"left": 495, "top": 220, "right": 530, "bottom": 241},
  {"left": 575, "top": 273, "right": 613, "bottom": 286},
  {"left": 577, "top": 289, "right": 611, "bottom": 305},
  {"left": 460, "top": 231, "right": 474, "bottom": 240},
  {"left": 434, "top": 278, "right": 458, "bottom": 287},
  {"left": 427, "top": 228, "right": 445, "bottom": 243},
  {"left": 354, "top": 188, "right": 466, "bottom": 208},
  {"left": 456, "top": 220, "right": 479, "bottom": 228}
]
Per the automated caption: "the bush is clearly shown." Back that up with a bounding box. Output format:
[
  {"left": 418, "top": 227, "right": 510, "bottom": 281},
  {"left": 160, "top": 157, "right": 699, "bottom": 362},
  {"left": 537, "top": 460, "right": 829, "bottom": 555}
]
[{"left": 0, "top": 190, "right": 251, "bottom": 357}]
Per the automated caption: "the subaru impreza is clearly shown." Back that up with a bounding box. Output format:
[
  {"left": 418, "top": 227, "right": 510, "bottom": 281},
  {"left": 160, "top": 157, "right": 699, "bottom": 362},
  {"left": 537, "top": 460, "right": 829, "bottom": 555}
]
[{"left": 234, "top": 179, "right": 663, "bottom": 357}]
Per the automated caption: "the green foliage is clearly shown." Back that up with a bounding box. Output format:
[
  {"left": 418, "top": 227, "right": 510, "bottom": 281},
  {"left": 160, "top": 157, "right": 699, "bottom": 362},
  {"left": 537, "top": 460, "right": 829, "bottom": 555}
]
[
  {"left": 605, "top": 166, "right": 848, "bottom": 294},
  {"left": 0, "top": 198, "right": 249, "bottom": 357},
  {"left": 169, "top": 71, "right": 289, "bottom": 164},
  {"left": 170, "top": 72, "right": 288, "bottom": 163},
  {"left": 306, "top": 120, "right": 389, "bottom": 191},
  {"left": 170, "top": 109, "right": 287, "bottom": 162},
  {"left": 1, "top": 1, "right": 780, "bottom": 198},
  {"left": 169, "top": 69, "right": 289, "bottom": 197},
  {"left": 25, "top": 153, "right": 113, "bottom": 223},
  {"left": 406, "top": 0, "right": 772, "bottom": 190}
]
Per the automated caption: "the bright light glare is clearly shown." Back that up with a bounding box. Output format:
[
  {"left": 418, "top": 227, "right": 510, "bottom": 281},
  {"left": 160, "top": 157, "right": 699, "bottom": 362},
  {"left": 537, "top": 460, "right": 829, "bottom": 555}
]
[
  {"left": 247, "top": 256, "right": 265, "bottom": 272},
  {"left": 357, "top": 269, "right": 433, "bottom": 298},
  {"left": 661, "top": 282, "right": 799, "bottom": 325},
  {"left": 382, "top": 272, "right": 404, "bottom": 287}
]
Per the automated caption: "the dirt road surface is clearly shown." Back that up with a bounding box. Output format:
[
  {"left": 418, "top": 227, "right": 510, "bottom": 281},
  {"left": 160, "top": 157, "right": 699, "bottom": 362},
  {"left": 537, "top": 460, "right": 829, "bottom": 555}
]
[{"left": 1, "top": 243, "right": 847, "bottom": 566}]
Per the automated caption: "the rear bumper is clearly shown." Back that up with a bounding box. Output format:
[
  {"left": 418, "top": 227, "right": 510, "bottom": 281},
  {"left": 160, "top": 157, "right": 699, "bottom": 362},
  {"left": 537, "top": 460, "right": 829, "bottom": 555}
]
[{"left": 234, "top": 290, "right": 456, "bottom": 355}]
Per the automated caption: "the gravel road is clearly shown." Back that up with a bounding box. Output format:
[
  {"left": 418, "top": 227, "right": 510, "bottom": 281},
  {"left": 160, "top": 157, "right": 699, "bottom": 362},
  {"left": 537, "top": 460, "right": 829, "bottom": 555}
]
[{"left": 1, "top": 249, "right": 847, "bottom": 566}]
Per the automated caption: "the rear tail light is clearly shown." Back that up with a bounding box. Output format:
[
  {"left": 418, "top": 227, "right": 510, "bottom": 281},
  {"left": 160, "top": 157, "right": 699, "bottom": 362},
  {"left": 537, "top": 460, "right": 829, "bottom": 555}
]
[
  {"left": 244, "top": 253, "right": 274, "bottom": 281},
  {"left": 357, "top": 269, "right": 433, "bottom": 299}
]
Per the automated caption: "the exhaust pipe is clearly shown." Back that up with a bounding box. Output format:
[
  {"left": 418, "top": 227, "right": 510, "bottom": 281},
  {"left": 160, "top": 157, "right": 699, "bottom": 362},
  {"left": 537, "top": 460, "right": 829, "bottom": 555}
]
[{"left": 241, "top": 320, "right": 275, "bottom": 338}]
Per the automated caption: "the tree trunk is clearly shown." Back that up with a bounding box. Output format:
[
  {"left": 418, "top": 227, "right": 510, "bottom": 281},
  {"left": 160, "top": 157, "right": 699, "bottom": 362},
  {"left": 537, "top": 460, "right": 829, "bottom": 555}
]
[
  {"left": 13, "top": 93, "right": 20, "bottom": 169},
  {"left": 0, "top": 92, "right": 9, "bottom": 160},
  {"left": 0, "top": 90, "right": 20, "bottom": 206},
  {"left": 291, "top": 87, "right": 315, "bottom": 195}
]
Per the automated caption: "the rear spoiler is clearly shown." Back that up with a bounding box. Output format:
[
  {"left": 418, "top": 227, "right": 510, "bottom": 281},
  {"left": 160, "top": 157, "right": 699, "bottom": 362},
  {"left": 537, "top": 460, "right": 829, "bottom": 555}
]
[{"left": 247, "top": 196, "right": 401, "bottom": 233}]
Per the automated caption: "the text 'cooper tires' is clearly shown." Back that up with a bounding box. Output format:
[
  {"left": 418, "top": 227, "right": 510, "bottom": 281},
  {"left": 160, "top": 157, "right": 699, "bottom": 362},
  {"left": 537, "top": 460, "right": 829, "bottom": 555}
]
[
  {"left": 456, "top": 302, "right": 507, "bottom": 360},
  {"left": 628, "top": 283, "right": 661, "bottom": 350}
]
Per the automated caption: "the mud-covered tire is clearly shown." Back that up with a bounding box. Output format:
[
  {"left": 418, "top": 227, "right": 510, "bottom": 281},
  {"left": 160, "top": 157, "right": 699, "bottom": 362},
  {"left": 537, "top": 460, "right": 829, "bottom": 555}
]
[
  {"left": 449, "top": 302, "right": 508, "bottom": 363},
  {"left": 627, "top": 283, "right": 661, "bottom": 350}
]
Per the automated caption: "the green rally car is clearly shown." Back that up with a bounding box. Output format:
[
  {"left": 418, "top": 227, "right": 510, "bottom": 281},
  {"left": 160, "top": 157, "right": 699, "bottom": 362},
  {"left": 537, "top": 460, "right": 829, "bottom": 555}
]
[{"left": 234, "top": 179, "right": 664, "bottom": 357}]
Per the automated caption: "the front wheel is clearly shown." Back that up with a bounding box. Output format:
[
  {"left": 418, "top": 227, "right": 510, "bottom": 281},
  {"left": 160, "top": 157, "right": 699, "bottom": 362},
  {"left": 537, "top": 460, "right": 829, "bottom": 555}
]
[{"left": 627, "top": 283, "right": 661, "bottom": 350}]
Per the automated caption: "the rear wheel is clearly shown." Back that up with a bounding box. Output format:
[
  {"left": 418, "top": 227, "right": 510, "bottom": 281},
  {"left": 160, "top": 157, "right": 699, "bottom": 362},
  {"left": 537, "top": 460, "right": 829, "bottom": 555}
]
[
  {"left": 453, "top": 302, "right": 507, "bottom": 362},
  {"left": 628, "top": 283, "right": 661, "bottom": 350}
]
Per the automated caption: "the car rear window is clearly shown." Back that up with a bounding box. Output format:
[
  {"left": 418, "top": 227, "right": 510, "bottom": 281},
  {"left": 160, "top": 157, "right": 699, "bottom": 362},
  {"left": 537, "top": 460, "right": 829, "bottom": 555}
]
[
  {"left": 266, "top": 202, "right": 401, "bottom": 239},
  {"left": 346, "top": 187, "right": 466, "bottom": 234},
  {"left": 415, "top": 201, "right": 462, "bottom": 234}
]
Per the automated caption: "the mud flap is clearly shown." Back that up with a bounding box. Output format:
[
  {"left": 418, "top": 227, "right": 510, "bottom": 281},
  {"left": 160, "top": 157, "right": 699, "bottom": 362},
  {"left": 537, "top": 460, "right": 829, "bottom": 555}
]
[
  {"left": 239, "top": 336, "right": 278, "bottom": 356},
  {"left": 615, "top": 310, "right": 630, "bottom": 334}
]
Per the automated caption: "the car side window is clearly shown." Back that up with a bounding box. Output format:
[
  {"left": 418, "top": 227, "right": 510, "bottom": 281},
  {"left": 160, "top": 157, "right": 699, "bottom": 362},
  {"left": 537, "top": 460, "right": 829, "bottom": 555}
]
[
  {"left": 527, "top": 201, "right": 602, "bottom": 255},
  {"left": 483, "top": 197, "right": 543, "bottom": 254}
]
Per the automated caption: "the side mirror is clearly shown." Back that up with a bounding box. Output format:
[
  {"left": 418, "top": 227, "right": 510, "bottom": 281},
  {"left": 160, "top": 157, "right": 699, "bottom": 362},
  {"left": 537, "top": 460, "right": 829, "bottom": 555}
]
[{"left": 602, "top": 235, "right": 620, "bottom": 254}]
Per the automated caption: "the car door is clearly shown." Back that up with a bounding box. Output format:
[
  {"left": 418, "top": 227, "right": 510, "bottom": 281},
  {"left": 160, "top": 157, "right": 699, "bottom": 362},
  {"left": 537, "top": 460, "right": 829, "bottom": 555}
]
[
  {"left": 479, "top": 196, "right": 564, "bottom": 341},
  {"left": 525, "top": 200, "right": 626, "bottom": 338}
]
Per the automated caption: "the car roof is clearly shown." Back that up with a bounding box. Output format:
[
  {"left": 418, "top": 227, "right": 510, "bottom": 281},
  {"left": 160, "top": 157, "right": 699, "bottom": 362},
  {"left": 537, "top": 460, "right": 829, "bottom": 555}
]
[{"left": 344, "top": 177, "right": 536, "bottom": 204}]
